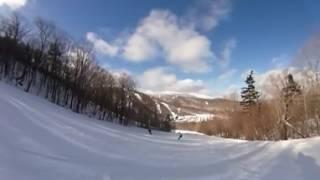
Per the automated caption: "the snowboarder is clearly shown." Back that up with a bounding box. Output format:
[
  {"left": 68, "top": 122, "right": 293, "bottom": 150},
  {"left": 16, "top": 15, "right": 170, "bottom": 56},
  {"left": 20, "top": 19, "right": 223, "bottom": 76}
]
[
  {"left": 148, "top": 128, "right": 152, "bottom": 135},
  {"left": 178, "top": 133, "right": 183, "bottom": 140}
]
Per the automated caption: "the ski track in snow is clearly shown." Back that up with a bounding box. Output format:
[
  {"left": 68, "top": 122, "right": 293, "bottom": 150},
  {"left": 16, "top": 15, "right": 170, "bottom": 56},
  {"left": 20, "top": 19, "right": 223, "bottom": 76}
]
[
  {"left": 134, "top": 93, "right": 142, "bottom": 101},
  {"left": 156, "top": 102, "right": 162, "bottom": 114},
  {"left": 161, "top": 102, "right": 176, "bottom": 117},
  {"left": 1, "top": 82, "right": 320, "bottom": 180}
]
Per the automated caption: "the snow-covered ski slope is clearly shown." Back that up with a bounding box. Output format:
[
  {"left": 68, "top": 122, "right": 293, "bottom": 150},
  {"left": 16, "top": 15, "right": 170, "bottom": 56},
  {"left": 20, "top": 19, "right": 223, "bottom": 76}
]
[{"left": 1, "top": 82, "right": 320, "bottom": 180}]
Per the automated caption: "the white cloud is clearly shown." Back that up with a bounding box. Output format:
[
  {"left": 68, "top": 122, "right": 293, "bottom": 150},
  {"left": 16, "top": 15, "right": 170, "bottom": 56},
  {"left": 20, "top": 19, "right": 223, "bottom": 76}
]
[
  {"left": 255, "top": 69, "right": 286, "bottom": 95},
  {"left": 0, "top": 0, "right": 27, "bottom": 10},
  {"left": 218, "top": 68, "right": 237, "bottom": 80},
  {"left": 99, "top": 63, "right": 132, "bottom": 78},
  {"left": 222, "top": 85, "right": 240, "bottom": 100},
  {"left": 87, "top": 0, "right": 234, "bottom": 73},
  {"left": 122, "top": 32, "right": 158, "bottom": 62},
  {"left": 247, "top": 67, "right": 319, "bottom": 99},
  {"left": 186, "top": 0, "right": 232, "bottom": 31},
  {"left": 86, "top": 32, "right": 119, "bottom": 57},
  {"left": 123, "top": 10, "right": 213, "bottom": 73},
  {"left": 220, "top": 38, "right": 237, "bottom": 68},
  {"left": 111, "top": 68, "right": 133, "bottom": 79},
  {"left": 138, "top": 67, "right": 208, "bottom": 94}
]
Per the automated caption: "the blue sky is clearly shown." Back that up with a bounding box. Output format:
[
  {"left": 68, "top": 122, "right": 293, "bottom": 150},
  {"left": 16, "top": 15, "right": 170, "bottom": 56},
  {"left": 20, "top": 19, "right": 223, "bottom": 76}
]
[{"left": 2, "top": 0, "right": 320, "bottom": 97}]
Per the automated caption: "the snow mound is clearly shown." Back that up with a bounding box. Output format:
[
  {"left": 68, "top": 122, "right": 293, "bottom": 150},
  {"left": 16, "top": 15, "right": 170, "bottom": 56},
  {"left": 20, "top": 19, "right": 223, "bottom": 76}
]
[{"left": 1, "top": 82, "right": 320, "bottom": 180}]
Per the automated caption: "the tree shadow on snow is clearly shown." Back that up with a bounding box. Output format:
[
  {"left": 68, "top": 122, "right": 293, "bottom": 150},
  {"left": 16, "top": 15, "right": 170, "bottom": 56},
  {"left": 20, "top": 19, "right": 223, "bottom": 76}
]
[
  {"left": 261, "top": 151, "right": 320, "bottom": 180},
  {"left": 296, "top": 152, "right": 320, "bottom": 180}
]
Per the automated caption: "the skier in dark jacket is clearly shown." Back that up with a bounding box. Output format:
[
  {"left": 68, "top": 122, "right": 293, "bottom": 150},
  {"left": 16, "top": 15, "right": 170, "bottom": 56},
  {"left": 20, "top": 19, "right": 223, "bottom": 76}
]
[
  {"left": 178, "top": 133, "right": 183, "bottom": 140},
  {"left": 147, "top": 119, "right": 152, "bottom": 135}
]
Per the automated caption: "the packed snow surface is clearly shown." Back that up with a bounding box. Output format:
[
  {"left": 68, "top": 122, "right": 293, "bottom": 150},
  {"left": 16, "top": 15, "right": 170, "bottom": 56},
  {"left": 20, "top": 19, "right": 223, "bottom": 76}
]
[{"left": 1, "top": 82, "right": 320, "bottom": 180}]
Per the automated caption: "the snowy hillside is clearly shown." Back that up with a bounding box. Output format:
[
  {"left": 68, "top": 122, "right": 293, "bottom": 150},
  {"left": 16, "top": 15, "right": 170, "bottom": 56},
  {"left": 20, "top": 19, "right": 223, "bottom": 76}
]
[
  {"left": 1, "top": 82, "right": 320, "bottom": 180},
  {"left": 135, "top": 91, "right": 236, "bottom": 123}
]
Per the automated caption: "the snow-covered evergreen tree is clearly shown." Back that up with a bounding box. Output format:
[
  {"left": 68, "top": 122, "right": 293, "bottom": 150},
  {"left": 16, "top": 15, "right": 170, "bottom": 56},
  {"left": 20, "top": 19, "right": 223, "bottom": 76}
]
[
  {"left": 240, "top": 70, "right": 260, "bottom": 111},
  {"left": 282, "top": 74, "right": 302, "bottom": 102},
  {"left": 281, "top": 73, "right": 302, "bottom": 139}
]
